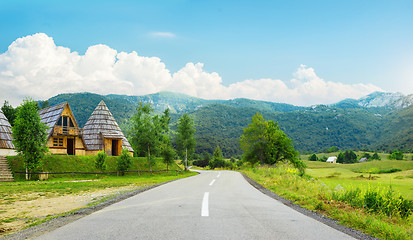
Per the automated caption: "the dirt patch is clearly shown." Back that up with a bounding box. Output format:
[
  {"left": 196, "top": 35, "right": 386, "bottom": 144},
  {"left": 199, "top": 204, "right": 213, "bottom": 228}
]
[{"left": 0, "top": 185, "right": 138, "bottom": 236}]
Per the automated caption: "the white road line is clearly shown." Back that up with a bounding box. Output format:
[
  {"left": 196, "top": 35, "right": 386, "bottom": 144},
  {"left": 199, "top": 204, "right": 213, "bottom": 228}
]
[
  {"left": 201, "top": 192, "right": 209, "bottom": 217},
  {"left": 217, "top": 172, "right": 221, "bottom": 178},
  {"left": 209, "top": 179, "right": 216, "bottom": 186}
]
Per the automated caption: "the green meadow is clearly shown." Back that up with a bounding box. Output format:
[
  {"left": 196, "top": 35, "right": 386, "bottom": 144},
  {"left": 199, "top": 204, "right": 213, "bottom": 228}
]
[{"left": 304, "top": 159, "right": 413, "bottom": 200}]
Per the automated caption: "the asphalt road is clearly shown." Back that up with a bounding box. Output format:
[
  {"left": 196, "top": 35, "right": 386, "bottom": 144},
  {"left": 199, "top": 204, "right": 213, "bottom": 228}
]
[{"left": 35, "top": 170, "right": 355, "bottom": 240}]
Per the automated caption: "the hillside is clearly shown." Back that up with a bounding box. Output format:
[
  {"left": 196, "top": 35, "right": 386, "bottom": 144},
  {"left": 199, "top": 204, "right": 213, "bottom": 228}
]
[{"left": 39, "top": 91, "right": 413, "bottom": 157}]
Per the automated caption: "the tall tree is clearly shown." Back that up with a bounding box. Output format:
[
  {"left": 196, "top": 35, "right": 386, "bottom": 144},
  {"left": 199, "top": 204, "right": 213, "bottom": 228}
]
[
  {"left": 130, "top": 102, "right": 170, "bottom": 172},
  {"left": 12, "top": 98, "right": 48, "bottom": 180},
  {"left": 209, "top": 145, "right": 225, "bottom": 169},
  {"left": 176, "top": 113, "right": 196, "bottom": 171},
  {"left": 161, "top": 138, "right": 176, "bottom": 171},
  {"left": 1, "top": 101, "right": 17, "bottom": 126},
  {"left": 239, "top": 113, "right": 301, "bottom": 167}
]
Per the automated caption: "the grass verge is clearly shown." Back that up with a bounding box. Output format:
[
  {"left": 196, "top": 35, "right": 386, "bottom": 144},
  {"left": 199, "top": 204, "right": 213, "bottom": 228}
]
[
  {"left": 0, "top": 171, "right": 197, "bottom": 237},
  {"left": 241, "top": 166, "right": 413, "bottom": 240}
]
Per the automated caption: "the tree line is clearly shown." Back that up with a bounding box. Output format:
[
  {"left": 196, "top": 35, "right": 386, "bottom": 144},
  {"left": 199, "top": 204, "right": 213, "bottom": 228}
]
[{"left": 6, "top": 99, "right": 306, "bottom": 179}]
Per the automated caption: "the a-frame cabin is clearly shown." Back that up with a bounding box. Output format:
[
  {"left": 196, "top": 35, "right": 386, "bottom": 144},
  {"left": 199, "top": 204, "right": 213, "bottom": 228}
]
[
  {"left": 38, "top": 102, "right": 86, "bottom": 155},
  {"left": 83, "top": 101, "right": 133, "bottom": 156},
  {"left": 0, "top": 110, "right": 16, "bottom": 156}
]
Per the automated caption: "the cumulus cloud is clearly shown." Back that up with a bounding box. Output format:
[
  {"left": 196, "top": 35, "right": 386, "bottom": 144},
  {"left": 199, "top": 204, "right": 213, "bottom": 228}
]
[{"left": 0, "top": 33, "right": 382, "bottom": 106}]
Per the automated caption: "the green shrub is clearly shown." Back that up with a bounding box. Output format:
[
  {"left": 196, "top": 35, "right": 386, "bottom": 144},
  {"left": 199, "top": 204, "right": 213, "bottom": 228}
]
[
  {"left": 388, "top": 151, "right": 404, "bottom": 160},
  {"left": 332, "top": 185, "right": 412, "bottom": 219},
  {"left": 376, "top": 168, "right": 401, "bottom": 174},
  {"left": 371, "top": 152, "right": 381, "bottom": 160},
  {"left": 309, "top": 154, "right": 318, "bottom": 161},
  {"left": 117, "top": 149, "right": 132, "bottom": 175},
  {"left": 95, "top": 151, "right": 107, "bottom": 172}
]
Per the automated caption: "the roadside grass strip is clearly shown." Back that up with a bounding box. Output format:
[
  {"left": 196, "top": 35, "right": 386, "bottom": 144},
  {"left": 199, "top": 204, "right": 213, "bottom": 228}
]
[
  {"left": 242, "top": 166, "right": 413, "bottom": 240},
  {"left": 0, "top": 171, "right": 197, "bottom": 237}
]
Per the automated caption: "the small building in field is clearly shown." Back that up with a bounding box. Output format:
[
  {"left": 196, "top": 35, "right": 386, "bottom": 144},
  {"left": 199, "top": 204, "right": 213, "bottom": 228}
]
[
  {"left": 359, "top": 158, "right": 368, "bottom": 163},
  {"left": 326, "top": 156, "right": 337, "bottom": 163},
  {"left": 83, "top": 101, "right": 133, "bottom": 156},
  {"left": 38, "top": 102, "right": 86, "bottom": 155},
  {"left": 0, "top": 110, "right": 16, "bottom": 156}
]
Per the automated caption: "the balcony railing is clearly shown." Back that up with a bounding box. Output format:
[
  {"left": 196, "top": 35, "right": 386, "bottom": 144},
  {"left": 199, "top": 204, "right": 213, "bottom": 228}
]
[{"left": 53, "top": 126, "right": 82, "bottom": 136}]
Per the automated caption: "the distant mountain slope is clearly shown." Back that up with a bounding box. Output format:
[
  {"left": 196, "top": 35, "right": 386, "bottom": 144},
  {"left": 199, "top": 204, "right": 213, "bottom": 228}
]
[
  {"left": 333, "top": 91, "right": 413, "bottom": 112},
  {"left": 376, "top": 105, "right": 413, "bottom": 151},
  {"left": 39, "top": 91, "right": 413, "bottom": 156}
]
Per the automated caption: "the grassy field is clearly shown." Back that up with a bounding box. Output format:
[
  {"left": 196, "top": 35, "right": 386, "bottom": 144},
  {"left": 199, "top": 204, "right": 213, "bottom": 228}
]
[
  {"left": 0, "top": 171, "right": 197, "bottom": 236},
  {"left": 241, "top": 158, "right": 413, "bottom": 240},
  {"left": 7, "top": 155, "right": 182, "bottom": 181},
  {"left": 304, "top": 159, "right": 413, "bottom": 200},
  {"left": 1, "top": 155, "right": 195, "bottom": 236}
]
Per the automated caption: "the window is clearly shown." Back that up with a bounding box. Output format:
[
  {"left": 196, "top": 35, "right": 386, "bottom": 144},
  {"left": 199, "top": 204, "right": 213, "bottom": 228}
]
[
  {"left": 69, "top": 118, "right": 74, "bottom": 127},
  {"left": 63, "top": 116, "right": 68, "bottom": 127},
  {"left": 53, "top": 138, "right": 64, "bottom": 147},
  {"left": 57, "top": 116, "right": 75, "bottom": 127}
]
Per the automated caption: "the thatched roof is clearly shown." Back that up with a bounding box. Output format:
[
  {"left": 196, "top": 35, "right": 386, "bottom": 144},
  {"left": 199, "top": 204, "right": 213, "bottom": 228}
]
[
  {"left": 0, "top": 110, "right": 15, "bottom": 149},
  {"left": 83, "top": 101, "right": 133, "bottom": 152},
  {"left": 38, "top": 102, "right": 68, "bottom": 138}
]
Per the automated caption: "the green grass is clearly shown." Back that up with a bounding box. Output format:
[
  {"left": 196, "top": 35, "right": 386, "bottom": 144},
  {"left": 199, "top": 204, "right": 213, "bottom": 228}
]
[
  {"left": 0, "top": 171, "right": 196, "bottom": 197},
  {"left": 7, "top": 155, "right": 183, "bottom": 181},
  {"left": 0, "top": 171, "right": 197, "bottom": 236},
  {"left": 305, "top": 160, "right": 413, "bottom": 200},
  {"left": 302, "top": 151, "right": 413, "bottom": 162},
  {"left": 242, "top": 166, "right": 413, "bottom": 240}
]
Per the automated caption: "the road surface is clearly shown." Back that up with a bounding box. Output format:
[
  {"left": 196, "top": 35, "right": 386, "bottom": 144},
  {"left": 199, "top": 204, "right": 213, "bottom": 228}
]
[{"left": 35, "top": 170, "right": 355, "bottom": 240}]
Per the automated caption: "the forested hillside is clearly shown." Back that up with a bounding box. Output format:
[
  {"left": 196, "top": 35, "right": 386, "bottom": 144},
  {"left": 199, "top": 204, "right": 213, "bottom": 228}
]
[{"left": 39, "top": 91, "right": 413, "bottom": 157}]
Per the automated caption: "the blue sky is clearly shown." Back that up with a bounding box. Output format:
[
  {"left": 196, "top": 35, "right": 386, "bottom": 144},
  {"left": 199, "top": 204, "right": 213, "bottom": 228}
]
[{"left": 0, "top": 0, "right": 412, "bottom": 106}]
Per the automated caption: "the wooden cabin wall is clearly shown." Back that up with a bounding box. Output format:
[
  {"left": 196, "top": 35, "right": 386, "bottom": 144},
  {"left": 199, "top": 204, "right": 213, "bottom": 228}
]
[
  {"left": 47, "top": 136, "right": 86, "bottom": 155},
  {"left": 0, "top": 149, "right": 17, "bottom": 156}
]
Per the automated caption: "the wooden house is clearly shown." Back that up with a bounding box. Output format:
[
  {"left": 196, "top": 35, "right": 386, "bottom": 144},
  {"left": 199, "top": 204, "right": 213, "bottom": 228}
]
[
  {"left": 83, "top": 101, "right": 133, "bottom": 156},
  {"left": 38, "top": 102, "right": 86, "bottom": 155},
  {"left": 0, "top": 110, "right": 16, "bottom": 156}
]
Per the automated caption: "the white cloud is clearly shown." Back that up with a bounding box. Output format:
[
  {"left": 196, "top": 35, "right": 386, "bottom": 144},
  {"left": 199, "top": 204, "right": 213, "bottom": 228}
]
[
  {"left": 168, "top": 63, "right": 228, "bottom": 99},
  {"left": 0, "top": 33, "right": 382, "bottom": 107},
  {"left": 148, "top": 32, "right": 176, "bottom": 38}
]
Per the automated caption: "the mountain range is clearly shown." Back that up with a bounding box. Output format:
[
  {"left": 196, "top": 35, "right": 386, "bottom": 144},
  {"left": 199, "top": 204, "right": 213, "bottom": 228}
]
[{"left": 40, "top": 91, "right": 413, "bottom": 157}]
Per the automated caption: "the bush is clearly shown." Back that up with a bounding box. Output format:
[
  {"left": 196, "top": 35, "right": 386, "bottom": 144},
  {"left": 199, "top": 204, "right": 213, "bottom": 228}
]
[
  {"left": 308, "top": 154, "right": 318, "bottom": 161},
  {"left": 388, "top": 150, "right": 404, "bottom": 160},
  {"left": 193, "top": 153, "right": 210, "bottom": 168},
  {"left": 371, "top": 152, "right": 381, "bottom": 160},
  {"left": 376, "top": 168, "right": 401, "bottom": 174},
  {"left": 95, "top": 151, "right": 107, "bottom": 172},
  {"left": 116, "top": 149, "right": 132, "bottom": 175},
  {"left": 325, "top": 146, "right": 339, "bottom": 153},
  {"left": 337, "top": 150, "right": 357, "bottom": 164},
  {"left": 331, "top": 186, "right": 413, "bottom": 219},
  {"left": 362, "top": 152, "right": 371, "bottom": 160}
]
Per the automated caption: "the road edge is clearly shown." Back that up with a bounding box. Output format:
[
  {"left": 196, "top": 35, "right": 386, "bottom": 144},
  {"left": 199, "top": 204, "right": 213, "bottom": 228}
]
[
  {"left": 1, "top": 174, "right": 198, "bottom": 240},
  {"left": 240, "top": 172, "right": 379, "bottom": 240}
]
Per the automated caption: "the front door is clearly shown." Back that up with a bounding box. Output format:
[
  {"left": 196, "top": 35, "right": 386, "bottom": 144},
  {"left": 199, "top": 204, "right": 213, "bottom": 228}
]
[
  {"left": 112, "top": 139, "right": 119, "bottom": 156},
  {"left": 67, "top": 138, "right": 75, "bottom": 155}
]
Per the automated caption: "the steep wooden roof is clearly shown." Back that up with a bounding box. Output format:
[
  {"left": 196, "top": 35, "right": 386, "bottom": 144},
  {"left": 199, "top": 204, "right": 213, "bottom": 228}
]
[
  {"left": 0, "top": 110, "right": 15, "bottom": 149},
  {"left": 83, "top": 101, "right": 133, "bottom": 152},
  {"left": 38, "top": 102, "right": 68, "bottom": 138}
]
